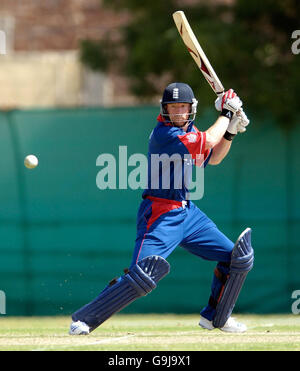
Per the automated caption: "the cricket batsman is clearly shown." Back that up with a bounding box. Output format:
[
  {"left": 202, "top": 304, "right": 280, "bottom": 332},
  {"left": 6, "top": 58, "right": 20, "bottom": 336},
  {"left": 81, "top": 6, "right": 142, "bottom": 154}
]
[{"left": 69, "top": 82, "right": 254, "bottom": 335}]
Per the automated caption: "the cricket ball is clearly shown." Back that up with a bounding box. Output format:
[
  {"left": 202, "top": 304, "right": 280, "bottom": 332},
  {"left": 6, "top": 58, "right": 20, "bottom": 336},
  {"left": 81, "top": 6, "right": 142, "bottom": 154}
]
[{"left": 24, "top": 154, "right": 39, "bottom": 169}]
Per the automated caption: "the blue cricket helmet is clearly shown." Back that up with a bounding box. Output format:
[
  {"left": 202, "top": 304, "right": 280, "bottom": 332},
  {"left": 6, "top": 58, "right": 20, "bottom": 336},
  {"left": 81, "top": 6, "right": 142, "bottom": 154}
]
[
  {"left": 161, "top": 82, "right": 195, "bottom": 104},
  {"left": 160, "top": 82, "right": 198, "bottom": 124}
]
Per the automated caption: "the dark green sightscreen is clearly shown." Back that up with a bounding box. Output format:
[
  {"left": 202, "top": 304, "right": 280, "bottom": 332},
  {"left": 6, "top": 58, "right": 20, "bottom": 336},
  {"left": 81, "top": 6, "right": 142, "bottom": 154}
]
[{"left": 0, "top": 107, "right": 299, "bottom": 316}]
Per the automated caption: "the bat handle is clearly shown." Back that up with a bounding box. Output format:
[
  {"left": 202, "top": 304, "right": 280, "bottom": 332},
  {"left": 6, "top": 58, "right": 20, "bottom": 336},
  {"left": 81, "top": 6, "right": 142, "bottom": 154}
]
[{"left": 236, "top": 108, "right": 247, "bottom": 118}]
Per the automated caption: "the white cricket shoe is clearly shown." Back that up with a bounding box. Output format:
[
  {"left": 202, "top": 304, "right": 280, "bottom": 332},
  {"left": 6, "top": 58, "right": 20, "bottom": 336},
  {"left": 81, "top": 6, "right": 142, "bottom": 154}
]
[
  {"left": 199, "top": 316, "right": 215, "bottom": 330},
  {"left": 69, "top": 320, "right": 90, "bottom": 335},
  {"left": 199, "top": 316, "right": 247, "bottom": 333}
]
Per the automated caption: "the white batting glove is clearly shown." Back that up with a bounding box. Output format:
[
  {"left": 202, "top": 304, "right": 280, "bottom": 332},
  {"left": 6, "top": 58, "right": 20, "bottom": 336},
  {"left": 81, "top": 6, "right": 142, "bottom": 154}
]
[
  {"left": 236, "top": 109, "right": 250, "bottom": 133},
  {"left": 227, "top": 109, "right": 250, "bottom": 135},
  {"left": 215, "top": 89, "right": 243, "bottom": 114}
]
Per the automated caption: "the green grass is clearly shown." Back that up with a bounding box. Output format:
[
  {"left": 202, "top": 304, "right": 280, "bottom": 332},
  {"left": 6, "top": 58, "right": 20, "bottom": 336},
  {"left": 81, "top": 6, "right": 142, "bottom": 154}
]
[{"left": 0, "top": 314, "right": 299, "bottom": 351}]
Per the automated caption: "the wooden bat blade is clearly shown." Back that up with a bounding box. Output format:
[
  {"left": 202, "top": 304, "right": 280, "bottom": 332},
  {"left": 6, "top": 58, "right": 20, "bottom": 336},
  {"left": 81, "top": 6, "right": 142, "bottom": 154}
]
[{"left": 173, "top": 10, "right": 224, "bottom": 96}]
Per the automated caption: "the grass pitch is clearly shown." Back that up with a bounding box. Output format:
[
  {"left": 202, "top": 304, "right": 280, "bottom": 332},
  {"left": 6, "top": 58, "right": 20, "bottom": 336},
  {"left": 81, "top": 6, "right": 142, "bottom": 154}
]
[{"left": 0, "top": 314, "right": 299, "bottom": 351}]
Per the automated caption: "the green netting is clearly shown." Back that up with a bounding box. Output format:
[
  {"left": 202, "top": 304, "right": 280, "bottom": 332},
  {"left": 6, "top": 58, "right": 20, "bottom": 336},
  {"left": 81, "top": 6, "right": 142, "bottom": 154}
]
[{"left": 0, "top": 107, "right": 299, "bottom": 316}]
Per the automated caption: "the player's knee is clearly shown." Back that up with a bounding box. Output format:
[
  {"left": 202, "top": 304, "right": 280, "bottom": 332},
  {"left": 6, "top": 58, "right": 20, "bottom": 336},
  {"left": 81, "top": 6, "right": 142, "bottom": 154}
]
[
  {"left": 230, "top": 228, "right": 254, "bottom": 272},
  {"left": 127, "top": 255, "right": 170, "bottom": 295},
  {"left": 132, "top": 255, "right": 170, "bottom": 294}
]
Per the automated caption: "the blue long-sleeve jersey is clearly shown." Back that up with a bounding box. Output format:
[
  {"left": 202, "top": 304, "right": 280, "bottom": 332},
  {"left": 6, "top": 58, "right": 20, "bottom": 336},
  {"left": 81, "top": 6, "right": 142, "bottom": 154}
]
[{"left": 142, "top": 115, "right": 212, "bottom": 202}]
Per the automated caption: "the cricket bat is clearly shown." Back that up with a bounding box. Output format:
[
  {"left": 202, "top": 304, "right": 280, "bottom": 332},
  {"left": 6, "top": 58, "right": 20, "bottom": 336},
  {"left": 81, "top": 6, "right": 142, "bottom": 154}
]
[{"left": 173, "top": 11, "right": 225, "bottom": 97}]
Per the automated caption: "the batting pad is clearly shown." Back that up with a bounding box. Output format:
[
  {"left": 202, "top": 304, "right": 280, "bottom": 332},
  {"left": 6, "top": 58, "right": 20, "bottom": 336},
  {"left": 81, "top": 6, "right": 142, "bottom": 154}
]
[
  {"left": 72, "top": 255, "right": 170, "bottom": 332},
  {"left": 213, "top": 228, "right": 254, "bottom": 328}
]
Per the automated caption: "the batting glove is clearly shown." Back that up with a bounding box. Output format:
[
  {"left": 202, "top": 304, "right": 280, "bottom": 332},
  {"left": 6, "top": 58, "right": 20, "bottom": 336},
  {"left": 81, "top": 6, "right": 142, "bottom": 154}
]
[
  {"left": 215, "top": 89, "right": 243, "bottom": 118},
  {"left": 227, "top": 110, "right": 250, "bottom": 135}
]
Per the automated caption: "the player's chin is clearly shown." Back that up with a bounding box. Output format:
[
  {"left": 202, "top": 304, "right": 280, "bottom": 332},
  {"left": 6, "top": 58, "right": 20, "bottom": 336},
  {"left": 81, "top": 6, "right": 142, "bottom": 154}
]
[{"left": 173, "top": 120, "right": 188, "bottom": 127}]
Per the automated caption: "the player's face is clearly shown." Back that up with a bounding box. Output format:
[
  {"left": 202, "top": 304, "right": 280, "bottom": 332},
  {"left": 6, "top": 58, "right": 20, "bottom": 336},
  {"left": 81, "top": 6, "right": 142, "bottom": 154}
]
[{"left": 166, "top": 103, "right": 191, "bottom": 127}]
